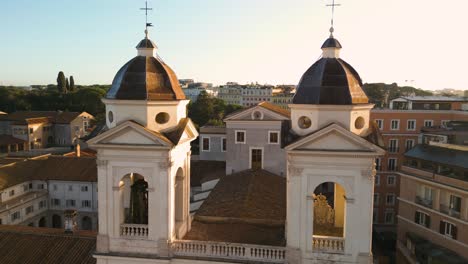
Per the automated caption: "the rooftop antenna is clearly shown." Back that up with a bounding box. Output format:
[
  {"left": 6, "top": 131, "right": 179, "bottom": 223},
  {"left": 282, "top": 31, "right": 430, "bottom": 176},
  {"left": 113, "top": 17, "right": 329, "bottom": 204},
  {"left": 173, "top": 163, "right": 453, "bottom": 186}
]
[
  {"left": 140, "top": 1, "right": 153, "bottom": 39},
  {"left": 326, "top": 0, "right": 341, "bottom": 37}
]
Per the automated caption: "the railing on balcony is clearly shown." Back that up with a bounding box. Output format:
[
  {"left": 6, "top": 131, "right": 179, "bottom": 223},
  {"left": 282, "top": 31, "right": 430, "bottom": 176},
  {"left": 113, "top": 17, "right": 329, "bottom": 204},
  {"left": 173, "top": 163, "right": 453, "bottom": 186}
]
[
  {"left": 120, "top": 224, "right": 148, "bottom": 238},
  {"left": 312, "top": 236, "right": 345, "bottom": 253},
  {"left": 171, "top": 240, "right": 286, "bottom": 263},
  {"left": 440, "top": 204, "right": 461, "bottom": 219},
  {"left": 415, "top": 196, "right": 433, "bottom": 209}
]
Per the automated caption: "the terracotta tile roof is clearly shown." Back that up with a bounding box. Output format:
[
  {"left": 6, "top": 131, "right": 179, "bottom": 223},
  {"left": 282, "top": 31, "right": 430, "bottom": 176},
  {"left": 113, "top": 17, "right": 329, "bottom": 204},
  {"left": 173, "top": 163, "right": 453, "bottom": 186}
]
[
  {"left": 0, "top": 111, "right": 83, "bottom": 125},
  {"left": 196, "top": 169, "right": 286, "bottom": 221},
  {"left": 164, "top": 118, "right": 190, "bottom": 144},
  {"left": 0, "top": 135, "right": 26, "bottom": 145},
  {"left": 190, "top": 160, "right": 225, "bottom": 187},
  {"left": 258, "top": 102, "right": 291, "bottom": 118},
  {"left": 0, "top": 156, "right": 97, "bottom": 190},
  {"left": 12, "top": 117, "right": 51, "bottom": 125},
  {"left": 199, "top": 126, "right": 226, "bottom": 134},
  {"left": 0, "top": 225, "right": 96, "bottom": 264}
]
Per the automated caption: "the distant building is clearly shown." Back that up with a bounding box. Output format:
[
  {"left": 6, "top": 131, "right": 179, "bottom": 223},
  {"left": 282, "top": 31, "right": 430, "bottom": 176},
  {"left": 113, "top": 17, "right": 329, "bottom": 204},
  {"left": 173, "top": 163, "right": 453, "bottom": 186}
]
[
  {"left": 199, "top": 126, "right": 226, "bottom": 161},
  {"left": 182, "top": 82, "right": 216, "bottom": 102},
  {"left": 178, "top": 79, "right": 194, "bottom": 88},
  {"left": 217, "top": 83, "right": 242, "bottom": 105},
  {"left": 396, "top": 141, "right": 468, "bottom": 263},
  {"left": 240, "top": 85, "right": 273, "bottom": 107},
  {"left": 390, "top": 96, "right": 468, "bottom": 111},
  {"left": 0, "top": 111, "right": 94, "bottom": 153},
  {"left": 271, "top": 93, "right": 294, "bottom": 109}
]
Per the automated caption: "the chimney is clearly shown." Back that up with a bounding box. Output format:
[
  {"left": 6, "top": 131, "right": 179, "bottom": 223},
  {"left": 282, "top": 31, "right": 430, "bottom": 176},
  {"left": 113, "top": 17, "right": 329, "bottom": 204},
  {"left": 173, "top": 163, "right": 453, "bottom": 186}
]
[
  {"left": 76, "top": 143, "right": 81, "bottom": 157},
  {"left": 64, "top": 210, "right": 77, "bottom": 234}
]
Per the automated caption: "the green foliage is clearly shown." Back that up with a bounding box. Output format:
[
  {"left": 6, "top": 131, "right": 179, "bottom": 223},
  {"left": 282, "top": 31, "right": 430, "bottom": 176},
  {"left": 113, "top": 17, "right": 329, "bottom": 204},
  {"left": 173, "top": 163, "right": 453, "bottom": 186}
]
[
  {"left": 56, "top": 71, "right": 67, "bottom": 94},
  {"left": 66, "top": 78, "right": 70, "bottom": 92},
  {"left": 69, "top": 76, "right": 75, "bottom": 92},
  {"left": 187, "top": 91, "right": 243, "bottom": 127},
  {"left": 362, "top": 83, "right": 433, "bottom": 108}
]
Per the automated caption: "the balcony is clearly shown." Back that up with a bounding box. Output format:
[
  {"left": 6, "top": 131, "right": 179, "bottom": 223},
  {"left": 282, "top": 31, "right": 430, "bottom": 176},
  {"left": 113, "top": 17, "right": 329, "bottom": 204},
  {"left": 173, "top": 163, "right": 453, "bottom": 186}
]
[
  {"left": 120, "top": 224, "right": 148, "bottom": 239},
  {"left": 171, "top": 240, "right": 286, "bottom": 263},
  {"left": 415, "top": 196, "right": 433, "bottom": 209},
  {"left": 312, "top": 236, "right": 345, "bottom": 253},
  {"left": 439, "top": 204, "right": 461, "bottom": 219}
]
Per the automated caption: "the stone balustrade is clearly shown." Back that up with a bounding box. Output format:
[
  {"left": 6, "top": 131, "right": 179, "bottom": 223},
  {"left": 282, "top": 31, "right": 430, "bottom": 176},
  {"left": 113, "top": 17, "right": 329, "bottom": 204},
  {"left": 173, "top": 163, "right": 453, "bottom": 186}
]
[
  {"left": 120, "top": 224, "right": 148, "bottom": 238},
  {"left": 171, "top": 240, "right": 286, "bottom": 263},
  {"left": 312, "top": 235, "right": 345, "bottom": 253}
]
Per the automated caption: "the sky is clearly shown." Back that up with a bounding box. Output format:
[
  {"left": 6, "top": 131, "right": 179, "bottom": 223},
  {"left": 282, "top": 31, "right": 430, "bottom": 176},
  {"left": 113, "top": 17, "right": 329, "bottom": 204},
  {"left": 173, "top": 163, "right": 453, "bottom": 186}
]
[{"left": 1, "top": 0, "right": 467, "bottom": 90}]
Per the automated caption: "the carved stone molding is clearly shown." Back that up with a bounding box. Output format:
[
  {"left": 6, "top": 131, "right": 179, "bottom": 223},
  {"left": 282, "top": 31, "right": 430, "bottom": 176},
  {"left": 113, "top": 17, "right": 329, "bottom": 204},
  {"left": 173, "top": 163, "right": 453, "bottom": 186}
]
[
  {"left": 288, "top": 166, "right": 304, "bottom": 177},
  {"left": 361, "top": 163, "right": 377, "bottom": 182}
]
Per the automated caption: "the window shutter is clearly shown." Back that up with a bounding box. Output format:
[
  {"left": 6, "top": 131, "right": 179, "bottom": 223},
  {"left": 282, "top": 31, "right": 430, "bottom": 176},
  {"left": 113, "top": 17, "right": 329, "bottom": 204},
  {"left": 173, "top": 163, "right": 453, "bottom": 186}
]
[
  {"left": 439, "top": 221, "right": 445, "bottom": 234},
  {"left": 453, "top": 226, "right": 457, "bottom": 240},
  {"left": 426, "top": 215, "right": 431, "bottom": 228},
  {"left": 414, "top": 212, "right": 419, "bottom": 223}
]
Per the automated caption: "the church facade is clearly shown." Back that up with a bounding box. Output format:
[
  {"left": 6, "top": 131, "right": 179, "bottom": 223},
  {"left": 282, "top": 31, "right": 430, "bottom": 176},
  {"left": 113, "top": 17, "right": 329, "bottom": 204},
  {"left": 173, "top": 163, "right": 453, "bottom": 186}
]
[{"left": 89, "top": 25, "right": 384, "bottom": 264}]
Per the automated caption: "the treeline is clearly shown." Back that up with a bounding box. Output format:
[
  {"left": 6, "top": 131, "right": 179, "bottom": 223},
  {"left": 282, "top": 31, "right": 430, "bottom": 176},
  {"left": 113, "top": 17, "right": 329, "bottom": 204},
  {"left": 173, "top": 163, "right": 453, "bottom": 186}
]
[
  {"left": 362, "top": 83, "right": 433, "bottom": 108},
  {"left": 188, "top": 91, "right": 242, "bottom": 128}
]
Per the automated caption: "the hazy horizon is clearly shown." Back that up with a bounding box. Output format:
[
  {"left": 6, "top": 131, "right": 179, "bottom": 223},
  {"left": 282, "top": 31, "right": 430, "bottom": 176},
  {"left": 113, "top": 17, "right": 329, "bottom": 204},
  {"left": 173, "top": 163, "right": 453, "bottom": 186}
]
[{"left": 1, "top": 0, "right": 468, "bottom": 91}]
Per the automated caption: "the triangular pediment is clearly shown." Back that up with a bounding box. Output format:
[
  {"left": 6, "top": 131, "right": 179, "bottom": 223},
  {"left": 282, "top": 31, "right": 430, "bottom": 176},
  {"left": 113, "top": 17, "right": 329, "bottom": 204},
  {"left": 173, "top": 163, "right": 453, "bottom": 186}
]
[
  {"left": 87, "top": 121, "right": 173, "bottom": 148},
  {"left": 286, "top": 124, "right": 386, "bottom": 154},
  {"left": 224, "top": 104, "right": 289, "bottom": 121}
]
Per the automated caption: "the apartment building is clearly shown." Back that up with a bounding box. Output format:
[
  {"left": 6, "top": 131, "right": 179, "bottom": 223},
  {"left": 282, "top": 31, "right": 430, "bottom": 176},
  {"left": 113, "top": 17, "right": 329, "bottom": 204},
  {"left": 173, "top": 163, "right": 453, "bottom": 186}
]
[
  {"left": 396, "top": 142, "right": 468, "bottom": 263},
  {"left": 370, "top": 96, "right": 468, "bottom": 230}
]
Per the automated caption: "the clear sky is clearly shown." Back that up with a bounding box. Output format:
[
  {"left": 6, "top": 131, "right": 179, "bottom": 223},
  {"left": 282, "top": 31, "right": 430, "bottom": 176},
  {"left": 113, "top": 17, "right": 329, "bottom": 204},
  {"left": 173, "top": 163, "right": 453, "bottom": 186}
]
[{"left": 1, "top": 0, "right": 467, "bottom": 90}]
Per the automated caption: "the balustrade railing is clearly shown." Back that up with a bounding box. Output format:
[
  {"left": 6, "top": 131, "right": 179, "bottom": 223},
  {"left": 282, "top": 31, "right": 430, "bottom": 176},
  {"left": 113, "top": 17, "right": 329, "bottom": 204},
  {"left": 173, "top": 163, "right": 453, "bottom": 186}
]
[
  {"left": 415, "top": 196, "right": 433, "bottom": 209},
  {"left": 120, "top": 224, "right": 148, "bottom": 238},
  {"left": 312, "top": 236, "right": 345, "bottom": 253},
  {"left": 440, "top": 204, "right": 461, "bottom": 219},
  {"left": 172, "top": 240, "right": 286, "bottom": 263}
]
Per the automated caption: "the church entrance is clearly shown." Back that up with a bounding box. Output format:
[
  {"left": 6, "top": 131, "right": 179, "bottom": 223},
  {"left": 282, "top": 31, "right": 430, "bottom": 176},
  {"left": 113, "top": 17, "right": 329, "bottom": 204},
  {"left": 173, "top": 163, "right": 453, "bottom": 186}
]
[
  {"left": 312, "top": 182, "right": 346, "bottom": 237},
  {"left": 250, "top": 148, "right": 263, "bottom": 170}
]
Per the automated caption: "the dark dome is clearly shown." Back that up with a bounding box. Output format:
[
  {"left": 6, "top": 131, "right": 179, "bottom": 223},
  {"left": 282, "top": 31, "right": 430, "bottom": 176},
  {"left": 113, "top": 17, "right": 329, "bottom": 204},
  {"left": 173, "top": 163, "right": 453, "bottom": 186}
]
[
  {"left": 106, "top": 56, "right": 186, "bottom": 101},
  {"left": 136, "top": 38, "right": 157, "bottom": 49},
  {"left": 293, "top": 58, "right": 368, "bottom": 105},
  {"left": 321, "top": 37, "right": 342, "bottom": 49}
]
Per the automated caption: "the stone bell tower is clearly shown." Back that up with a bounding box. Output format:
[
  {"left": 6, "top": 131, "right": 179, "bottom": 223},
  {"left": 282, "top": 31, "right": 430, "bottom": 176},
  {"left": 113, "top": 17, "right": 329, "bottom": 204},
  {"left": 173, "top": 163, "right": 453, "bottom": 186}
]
[
  {"left": 285, "top": 29, "right": 385, "bottom": 264},
  {"left": 88, "top": 27, "right": 198, "bottom": 261}
]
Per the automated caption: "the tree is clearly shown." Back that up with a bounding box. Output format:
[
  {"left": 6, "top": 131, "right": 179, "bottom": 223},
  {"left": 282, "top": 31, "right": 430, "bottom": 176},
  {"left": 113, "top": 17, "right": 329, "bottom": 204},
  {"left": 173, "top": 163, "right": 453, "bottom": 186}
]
[
  {"left": 56, "top": 71, "right": 67, "bottom": 94},
  {"left": 66, "top": 78, "right": 70, "bottom": 93},
  {"left": 69, "top": 76, "right": 75, "bottom": 92}
]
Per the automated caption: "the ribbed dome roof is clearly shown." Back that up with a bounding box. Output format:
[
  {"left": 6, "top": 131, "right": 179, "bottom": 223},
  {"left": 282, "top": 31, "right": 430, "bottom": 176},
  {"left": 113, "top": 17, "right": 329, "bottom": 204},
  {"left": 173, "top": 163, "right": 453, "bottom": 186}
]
[
  {"left": 293, "top": 37, "right": 368, "bottom": 105},
  {"left": 106, "top": 39, "right": 185, "bottom": 101}
]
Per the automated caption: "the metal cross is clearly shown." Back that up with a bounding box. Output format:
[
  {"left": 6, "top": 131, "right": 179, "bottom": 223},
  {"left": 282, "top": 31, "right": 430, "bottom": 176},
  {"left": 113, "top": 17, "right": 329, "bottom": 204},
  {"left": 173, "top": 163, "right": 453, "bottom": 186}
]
[
  {"left": 140, "top": 1, "right": 153, "bottom": 29},
  {"left": 326, "top": 0, "right": 341, "bottom": 30}
]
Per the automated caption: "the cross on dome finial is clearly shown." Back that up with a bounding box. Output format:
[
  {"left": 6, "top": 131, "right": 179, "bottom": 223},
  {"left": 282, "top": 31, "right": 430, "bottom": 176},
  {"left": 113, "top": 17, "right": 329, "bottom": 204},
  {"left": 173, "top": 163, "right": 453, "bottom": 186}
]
[
  {"left": 140, "top": 1, "right": 153, "bottom": 39},
  {"left": 326, "top": 0, "right": 341, "bottom": 37}
]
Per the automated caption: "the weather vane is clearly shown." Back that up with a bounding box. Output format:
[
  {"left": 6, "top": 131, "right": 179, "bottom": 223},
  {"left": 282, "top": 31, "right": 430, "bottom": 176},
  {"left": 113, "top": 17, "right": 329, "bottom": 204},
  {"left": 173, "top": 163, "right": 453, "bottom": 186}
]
[
  {"left": 326, "top": 0, "right": 341, "bottom": 36},
  {"left": 140, "top": 1, "right": 153, "bottom": 38}
]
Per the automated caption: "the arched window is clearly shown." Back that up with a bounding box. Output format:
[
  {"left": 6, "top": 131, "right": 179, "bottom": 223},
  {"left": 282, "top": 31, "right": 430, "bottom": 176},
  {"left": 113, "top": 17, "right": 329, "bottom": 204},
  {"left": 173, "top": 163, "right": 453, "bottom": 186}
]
[
  {"left": 38, "top": 217, "right": 46, "bottom": 227},
  {"left": 120, "top": 173, "right": 149, "bottom": 225}
]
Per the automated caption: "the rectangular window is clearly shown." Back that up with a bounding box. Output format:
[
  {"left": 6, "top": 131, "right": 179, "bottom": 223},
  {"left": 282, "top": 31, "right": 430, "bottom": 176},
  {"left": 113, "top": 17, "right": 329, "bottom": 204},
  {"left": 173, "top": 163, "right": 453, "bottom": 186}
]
[
  {"left": 39, "top": 200, "right": 46, "bottom": 209},
  {"left": 384, "top": 210, "right": 395, "bottom": 224},
  {"left": 375, "top": 158, "right": 381, "bottom": 171},
  {"left": 9, "top": 190, "right": 15, "bottom": 197},
  {"left": 441, "top": 120, "right": 450, "bottom": 127},
  {"left": 221, "top": 137, "right": 227, "bottom": 152},
  {"left": 11, "top": 211, "right": 20, "bottom": 221},
  {"left": 375, "top": 175, "right": 380, "bottom": 186},
  {"left": 407, "top": 120, "right": 416, "bottom": 131},
  {"left": 82, "top": 200, "right": 91, "bottom": 208},
  {"left": 81, "top": 186, "right": 89, "bottom": 192},
  {"left": 26, "top": 205, "right": 34, "bottom": 215},
  {"left": 387, "top": 175, "right": 396, "bottom": 186},
  {"left": 53, "top": 185, "right": 58, "bottom": 191},
  {"left": 66, "top": 199, "right": 76, "bottom": 207},
  {"left": 389, "top": 139, "right": 399, "bottom": 153},
  {"left": 268, "top": 131, "right": 280, "bottom": 144},
  {"left": 201, "top": 137, "right": 210, "bottom": 152},
  {"left": 28, "top": 183, "right": 33, "bottom": 189},
  {"left": 405, "top": 139, "right": 415, "bottom": 151},
  {"left": 424, "top": 120, "right": 434, "bottom": 127},
  {"left": 29, "top": 128, "right": 33, "bottom": 134},
  {"left": 68, "top": 185, "right": 73, "bottom": 191},
  {"left": 386, "top": 193, "right": 395, "bottom": 205},
  {"left": 23, "top": 184, "right": 29, "bottom": 192},
  {"left": 440, "top": 221, "right": 457, "bottom": 239},
  {"left": 449, "top": 195, "right": 462, "bottom": 213},
  {"left": 235, "top": 130, "right": 246, "bottom": 144},
  {"left": 375, "top": 119, "right": 384, "bottom": 130},
  {"left": 415, "top": 211, "right": 430, "bottom": 228},
  {"left": 388, "top": 158, "right": 397, "bottom": 171},
  {"left": 374, "top": 193, "right": 380, "bottom": 205},
  {"left": 52, "top": 199, "right": 61, "bottom": 206},
  {"left": 373, "top": 209, "right": 378, "bottom": 223},
  {"left": 37, "top": 184, "right": 44, "bottom": 190},
  {"left": 391, "top": 120, "right": 400, "bottom": 130}
]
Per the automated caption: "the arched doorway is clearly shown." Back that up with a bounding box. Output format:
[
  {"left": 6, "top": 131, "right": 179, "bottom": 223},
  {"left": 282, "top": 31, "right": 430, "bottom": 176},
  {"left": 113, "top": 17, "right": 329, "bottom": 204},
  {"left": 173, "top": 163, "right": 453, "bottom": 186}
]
[
  {"left": 38, "top": 217, "right": 46, "bottom": 227},
  {"left": 81, "top": 216, "right": 92, "bottom": 230},
  {"left": 52, "top": 214, "right": 62, "bottom": 228},
  {"left": 312, "top": 182, "right": 346, "bottom": 237}
]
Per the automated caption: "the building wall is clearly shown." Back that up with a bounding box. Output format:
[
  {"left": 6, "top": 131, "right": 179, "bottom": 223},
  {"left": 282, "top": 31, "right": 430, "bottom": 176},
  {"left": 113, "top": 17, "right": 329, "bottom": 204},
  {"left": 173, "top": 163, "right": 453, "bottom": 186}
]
[
  {"left": 225, "top": 121, "right": 286, "bottom": 176},
  {"left": 199, "top": 134, "right": 226, "bottom": 161}
]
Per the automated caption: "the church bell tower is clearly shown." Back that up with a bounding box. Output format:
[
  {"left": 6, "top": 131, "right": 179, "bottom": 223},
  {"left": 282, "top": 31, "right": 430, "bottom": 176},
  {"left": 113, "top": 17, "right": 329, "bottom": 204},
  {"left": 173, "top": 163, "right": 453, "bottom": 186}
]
[{"left": 88, "top": 22, "right": 198, "bottom": 259}]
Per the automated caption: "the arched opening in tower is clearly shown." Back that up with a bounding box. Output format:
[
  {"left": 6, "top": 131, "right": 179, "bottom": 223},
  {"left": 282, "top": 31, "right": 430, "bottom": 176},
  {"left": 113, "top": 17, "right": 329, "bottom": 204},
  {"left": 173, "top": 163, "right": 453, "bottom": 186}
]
[{"left": 312, "top": 182, "right": 346, "bottom": 237}]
